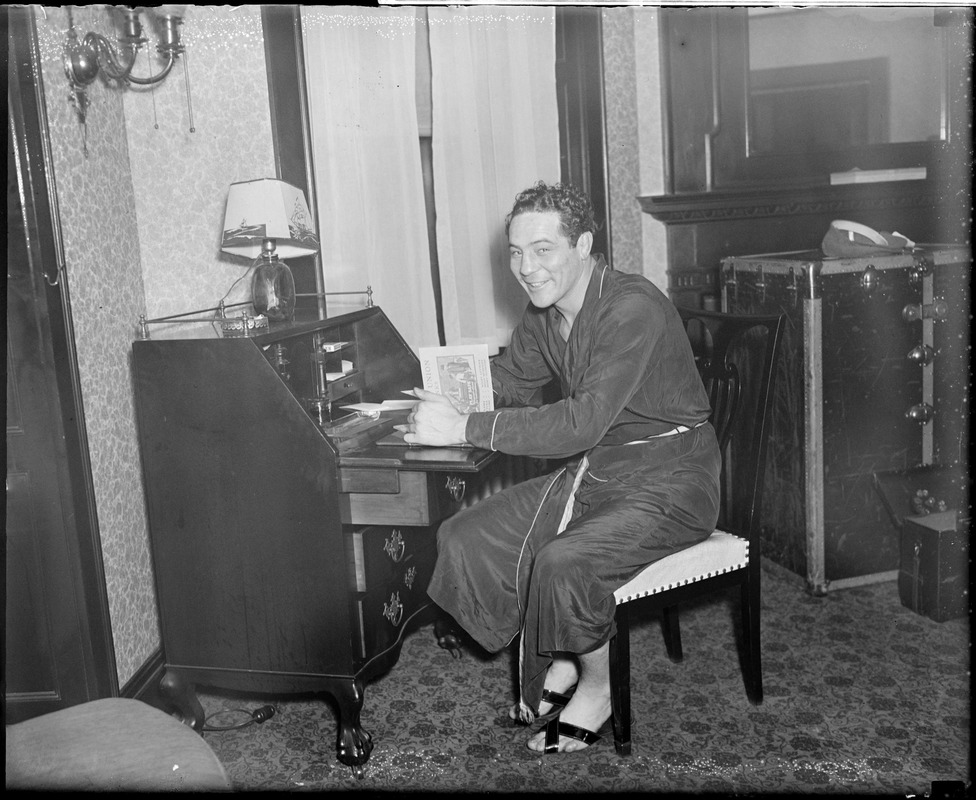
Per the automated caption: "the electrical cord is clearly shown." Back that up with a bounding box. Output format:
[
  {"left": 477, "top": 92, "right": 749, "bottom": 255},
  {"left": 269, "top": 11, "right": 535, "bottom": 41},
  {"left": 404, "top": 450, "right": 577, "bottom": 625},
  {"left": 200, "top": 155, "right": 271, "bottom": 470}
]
[
  {"left": 202, "top": 704, "right": 276, "bottom": 732},
  {"left": 209, "top": 267, "right": 256, "bottom": 336},
  {"left": 214, "top": 267, "right": 254, "bottom": 315}
]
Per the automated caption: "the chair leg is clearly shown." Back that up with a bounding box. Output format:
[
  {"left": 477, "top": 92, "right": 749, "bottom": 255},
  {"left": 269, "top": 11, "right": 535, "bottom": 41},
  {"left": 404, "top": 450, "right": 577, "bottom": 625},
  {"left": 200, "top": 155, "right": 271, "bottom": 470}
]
[
  {"left": 661, "top": 606, "right": 683, "bottom": 662},
  {"left": 609, "top": 605, "right": 632, "bottom": 756},
  {"left": 740, "top": 578, "right": 763, "bottom": 704}
]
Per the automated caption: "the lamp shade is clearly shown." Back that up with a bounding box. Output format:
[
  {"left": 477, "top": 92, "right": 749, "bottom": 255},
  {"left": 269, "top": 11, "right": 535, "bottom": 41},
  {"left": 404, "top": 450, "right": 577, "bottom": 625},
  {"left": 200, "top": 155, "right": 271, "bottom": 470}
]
[{"left": 220, "top": 178, "right": 319, "bottom": 260}]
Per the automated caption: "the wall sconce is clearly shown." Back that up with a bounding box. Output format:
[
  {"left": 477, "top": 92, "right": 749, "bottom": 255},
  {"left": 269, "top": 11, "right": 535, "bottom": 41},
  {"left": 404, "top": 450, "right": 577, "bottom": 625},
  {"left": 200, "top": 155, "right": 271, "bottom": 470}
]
[
  {"left": 221, "top": 179, "right": 321, "bottom": 323},
  {"left": 63, "top": 5, "right": 189, "bottom": 144}
]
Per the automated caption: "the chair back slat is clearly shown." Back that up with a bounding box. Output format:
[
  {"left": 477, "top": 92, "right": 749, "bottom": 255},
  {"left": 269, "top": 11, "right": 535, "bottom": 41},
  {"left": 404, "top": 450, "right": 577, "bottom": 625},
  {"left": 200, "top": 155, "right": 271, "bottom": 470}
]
[
  {"left": 677, "top": 308, "right": 786, "bottom": 545},
  {"left": 702, "top": 363, "right": 740, "bottom": 451}
]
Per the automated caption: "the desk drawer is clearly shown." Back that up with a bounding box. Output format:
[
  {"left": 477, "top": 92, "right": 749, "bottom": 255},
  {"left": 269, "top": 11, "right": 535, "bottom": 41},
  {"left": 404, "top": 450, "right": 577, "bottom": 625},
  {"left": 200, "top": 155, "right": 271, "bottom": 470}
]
[
  {"left": 352, "top": 545, "right": 436, "bottom": 662},
  {"left": 346, "top": 525, "right": 436, "bottom": 593},
  {"left": 339, "top": 469, "right": 478, "bottom": 526},
  {"left": 325, "top": 370, "right": 364, "bottom": 403}
]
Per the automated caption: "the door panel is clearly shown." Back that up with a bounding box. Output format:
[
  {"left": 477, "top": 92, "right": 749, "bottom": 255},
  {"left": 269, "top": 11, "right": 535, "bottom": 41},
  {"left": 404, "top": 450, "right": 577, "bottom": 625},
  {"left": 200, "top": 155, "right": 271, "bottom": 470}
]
[{"left": 4, "top": 6, "right": 115, "bottom": 723}]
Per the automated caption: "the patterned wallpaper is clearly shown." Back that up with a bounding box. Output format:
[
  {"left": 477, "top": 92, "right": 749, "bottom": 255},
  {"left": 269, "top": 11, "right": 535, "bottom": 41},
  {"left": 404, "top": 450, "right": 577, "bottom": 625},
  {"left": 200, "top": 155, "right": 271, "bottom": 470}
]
[
  {"left": 602, "top": 10, "right": 642, "bottom": 277},
  {"left": 631, "top": 10, "right": 669, "bottom": 293},
  {"left": 34, "top": 5, "right": 275, "bottom": 687},
  {"left": 602, "top": 8, "right": 669, "bottom": 292},
  {"left": 124, "top": 6, "right": 277, "bottom": 320}
]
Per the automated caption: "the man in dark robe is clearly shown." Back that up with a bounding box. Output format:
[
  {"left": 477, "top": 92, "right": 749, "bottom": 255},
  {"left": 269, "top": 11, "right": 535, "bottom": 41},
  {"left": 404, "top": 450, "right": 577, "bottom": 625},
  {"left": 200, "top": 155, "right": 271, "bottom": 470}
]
[{"left": 397, "top": 181, "right": 719, "bottom": 753}]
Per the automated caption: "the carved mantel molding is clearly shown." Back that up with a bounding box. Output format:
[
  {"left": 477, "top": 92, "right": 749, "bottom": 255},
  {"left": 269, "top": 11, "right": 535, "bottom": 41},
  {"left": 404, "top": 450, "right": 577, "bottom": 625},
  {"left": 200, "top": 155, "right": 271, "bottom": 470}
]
[
  {"left": 639, "top": 180, "right": 946, "bottom": 225},
  {"left": 638, "top": 176, "right": 968, "bottom": 307}
]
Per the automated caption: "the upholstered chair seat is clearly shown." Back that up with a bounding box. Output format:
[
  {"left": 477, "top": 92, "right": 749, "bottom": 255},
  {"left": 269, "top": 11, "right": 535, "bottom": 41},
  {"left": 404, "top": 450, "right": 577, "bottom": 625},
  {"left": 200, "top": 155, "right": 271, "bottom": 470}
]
[{"left": 613, "top": 531, "right": 749, "bottom": 604}]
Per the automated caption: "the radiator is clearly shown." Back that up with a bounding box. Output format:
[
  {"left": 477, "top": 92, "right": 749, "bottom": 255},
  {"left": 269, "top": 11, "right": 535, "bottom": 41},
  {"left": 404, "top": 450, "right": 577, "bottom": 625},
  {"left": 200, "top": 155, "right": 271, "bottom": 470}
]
[{"left": 462, "top": 454, "right": 547, "bottom": 508}]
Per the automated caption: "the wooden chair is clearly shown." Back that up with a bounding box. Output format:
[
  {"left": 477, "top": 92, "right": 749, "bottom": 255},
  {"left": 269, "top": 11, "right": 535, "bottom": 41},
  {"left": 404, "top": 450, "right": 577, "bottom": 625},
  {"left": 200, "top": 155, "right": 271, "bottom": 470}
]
[{"left": 608, "top": 307, "right": 786, "bottom": 756}]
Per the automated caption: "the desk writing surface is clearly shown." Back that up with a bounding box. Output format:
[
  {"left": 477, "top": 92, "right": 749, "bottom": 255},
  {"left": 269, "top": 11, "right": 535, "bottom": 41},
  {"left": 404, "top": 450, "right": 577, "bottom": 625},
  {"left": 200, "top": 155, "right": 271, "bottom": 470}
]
[{"left": 338, "top": 438, "right": 495, "bottom": 471}]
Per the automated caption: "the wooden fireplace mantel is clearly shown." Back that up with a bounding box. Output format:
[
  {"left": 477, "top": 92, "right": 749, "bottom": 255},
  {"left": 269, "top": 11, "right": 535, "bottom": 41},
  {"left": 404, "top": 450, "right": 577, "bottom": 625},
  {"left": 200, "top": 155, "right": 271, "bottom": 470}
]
[
  {"left": 639, "top": 180, "right": 948, "bottom": 227},
  {"left": 639, "top": 179, "right": 968, "bottom": 309}
]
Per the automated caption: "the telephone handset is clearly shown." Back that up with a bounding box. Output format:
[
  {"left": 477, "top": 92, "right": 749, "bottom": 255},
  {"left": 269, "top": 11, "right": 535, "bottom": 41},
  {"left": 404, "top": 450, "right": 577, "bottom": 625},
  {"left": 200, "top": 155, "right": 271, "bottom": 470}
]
[{"left": 821, "top": 220, "right": 915, "bottom": 258}]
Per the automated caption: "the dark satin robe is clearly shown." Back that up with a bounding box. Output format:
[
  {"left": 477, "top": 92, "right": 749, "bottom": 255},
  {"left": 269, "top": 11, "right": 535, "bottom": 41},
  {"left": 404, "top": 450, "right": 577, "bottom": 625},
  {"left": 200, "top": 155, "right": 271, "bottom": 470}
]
[{"left": 427, "top": 259, "right": 721, "bottom": 715}]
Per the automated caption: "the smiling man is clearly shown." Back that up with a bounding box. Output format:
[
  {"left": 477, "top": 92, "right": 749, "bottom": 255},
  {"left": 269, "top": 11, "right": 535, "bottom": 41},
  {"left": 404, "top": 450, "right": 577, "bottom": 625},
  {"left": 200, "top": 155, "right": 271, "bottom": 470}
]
[{"left": 397, "top": 181, "right": 720, "bottom": 754}]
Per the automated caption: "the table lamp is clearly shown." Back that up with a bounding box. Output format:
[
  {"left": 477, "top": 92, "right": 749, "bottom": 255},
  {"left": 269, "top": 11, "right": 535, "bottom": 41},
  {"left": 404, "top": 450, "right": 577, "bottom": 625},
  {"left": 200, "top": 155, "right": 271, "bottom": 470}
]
[{"left": 221, "top": 178, "right": 320, "bottom": 321}]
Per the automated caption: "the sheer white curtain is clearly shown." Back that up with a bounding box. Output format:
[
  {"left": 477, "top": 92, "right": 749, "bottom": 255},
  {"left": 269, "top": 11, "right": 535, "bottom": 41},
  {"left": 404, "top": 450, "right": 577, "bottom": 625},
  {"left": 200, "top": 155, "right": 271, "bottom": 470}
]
[
  {"left": 302, "top": 7, "right": 439, "bottom": 352},
  {"left": 428, "top": 8, "right": 560, "bottom": 351}
]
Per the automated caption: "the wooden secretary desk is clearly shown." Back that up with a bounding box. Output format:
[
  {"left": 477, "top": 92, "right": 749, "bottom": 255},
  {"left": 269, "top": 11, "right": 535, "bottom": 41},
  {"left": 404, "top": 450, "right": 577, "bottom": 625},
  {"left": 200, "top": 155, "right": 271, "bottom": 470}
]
[{"left": 131, "top": 306, "right": 497, "bottom": 773}]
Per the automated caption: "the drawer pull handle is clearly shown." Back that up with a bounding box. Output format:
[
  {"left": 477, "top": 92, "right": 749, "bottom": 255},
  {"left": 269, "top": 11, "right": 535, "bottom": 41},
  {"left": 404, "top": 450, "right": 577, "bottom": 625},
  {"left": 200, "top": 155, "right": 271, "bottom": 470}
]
[
  {"left": 383, "top": 529, "right": 405, "bottom": 562},
  {"left": 404, "top": 565, "right": 417, "bottom": 590},
  {"left": 383, "top": 591, "right": 403, "bottom": 627},
  {"left": 905, "top": 403, "right": 934, "bottom": 424},
  {"left": 445, "top": 476, "right": 466, "bottom": 502}
]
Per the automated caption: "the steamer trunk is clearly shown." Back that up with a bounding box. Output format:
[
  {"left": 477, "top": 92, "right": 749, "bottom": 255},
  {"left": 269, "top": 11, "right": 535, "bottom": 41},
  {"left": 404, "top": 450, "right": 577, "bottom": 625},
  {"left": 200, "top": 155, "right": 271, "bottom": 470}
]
[{"left": 721, "top": 247, "right": 970, "bottom": 594}]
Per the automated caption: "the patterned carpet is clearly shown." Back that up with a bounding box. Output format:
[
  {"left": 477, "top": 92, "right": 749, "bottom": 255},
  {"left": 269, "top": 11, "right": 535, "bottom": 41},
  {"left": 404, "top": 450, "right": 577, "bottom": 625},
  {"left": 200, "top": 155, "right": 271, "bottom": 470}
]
[{"left": 196, "top": 560, "right": 969, "bottom": 794}]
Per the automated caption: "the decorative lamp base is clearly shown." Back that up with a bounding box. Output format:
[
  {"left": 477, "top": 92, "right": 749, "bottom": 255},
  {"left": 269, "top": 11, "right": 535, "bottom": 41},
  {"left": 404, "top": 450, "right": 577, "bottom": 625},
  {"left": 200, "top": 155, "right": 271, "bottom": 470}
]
[
  {"left": 219, "top": 314, "right": 269, "bottom": 337},
  {"left": 252, "top": 257, "right": 296, "bottom": 321}
]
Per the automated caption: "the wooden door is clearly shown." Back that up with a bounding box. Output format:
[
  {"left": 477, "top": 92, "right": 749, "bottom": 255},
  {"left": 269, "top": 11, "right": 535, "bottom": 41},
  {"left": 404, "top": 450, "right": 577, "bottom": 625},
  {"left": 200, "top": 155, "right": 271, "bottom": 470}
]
[
  {"left": 4, "top": 6, "right": 115, "bottom": 723},
  {"left": 556, "top": 7, "right": 610, "bottom": 263}
]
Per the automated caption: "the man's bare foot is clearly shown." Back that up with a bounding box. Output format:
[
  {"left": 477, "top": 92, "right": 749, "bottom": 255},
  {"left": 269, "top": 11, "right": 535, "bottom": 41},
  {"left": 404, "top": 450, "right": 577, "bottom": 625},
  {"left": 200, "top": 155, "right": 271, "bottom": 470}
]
[
  {"left": 508, "top": 656, "right": 579, "bottom": 724},
  {"left": 526, "top": 641, "right": 611, "bottom": 752},
  {"left": 525, "top": 688, "right": 611, "bottom": 753}
]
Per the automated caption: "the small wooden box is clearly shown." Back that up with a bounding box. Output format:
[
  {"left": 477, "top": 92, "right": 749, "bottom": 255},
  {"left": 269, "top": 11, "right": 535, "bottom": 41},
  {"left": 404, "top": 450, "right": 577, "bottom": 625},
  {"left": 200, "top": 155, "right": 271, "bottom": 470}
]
[{"left": 899, "top": 511, "right": 969, "bottom": 622}]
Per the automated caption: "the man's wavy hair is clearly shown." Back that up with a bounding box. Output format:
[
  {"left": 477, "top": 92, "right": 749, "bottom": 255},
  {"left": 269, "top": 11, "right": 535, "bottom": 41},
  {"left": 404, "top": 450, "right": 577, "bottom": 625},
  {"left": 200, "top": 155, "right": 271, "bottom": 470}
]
[{"left": 504, "top": 181, "right": 596, "bottom": 247}]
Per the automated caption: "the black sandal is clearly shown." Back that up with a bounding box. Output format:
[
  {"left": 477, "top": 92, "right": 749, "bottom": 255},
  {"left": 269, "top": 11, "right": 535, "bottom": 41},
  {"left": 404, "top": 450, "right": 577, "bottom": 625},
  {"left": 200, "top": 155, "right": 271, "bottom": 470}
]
[
  {"left": 542, "top": 715, "right": 601, "bottom": 754},
  {"left": 511, "top": 687, "right": 576, "bottom": 725},
  {"left": 538, "top": 688, "right": 575, "bottom": 719}
]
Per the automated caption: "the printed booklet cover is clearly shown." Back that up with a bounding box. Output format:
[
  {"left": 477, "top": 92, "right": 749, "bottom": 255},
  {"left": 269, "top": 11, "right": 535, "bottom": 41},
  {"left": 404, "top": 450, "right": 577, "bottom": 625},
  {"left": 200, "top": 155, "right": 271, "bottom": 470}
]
[{"left": 419, "top": 344, "right": 494, "bottom": 413}]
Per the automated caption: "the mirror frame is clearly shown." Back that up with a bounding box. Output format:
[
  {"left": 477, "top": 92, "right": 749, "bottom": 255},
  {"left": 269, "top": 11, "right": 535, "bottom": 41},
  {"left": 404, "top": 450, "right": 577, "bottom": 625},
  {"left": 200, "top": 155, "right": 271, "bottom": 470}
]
[
  {"left": 744, "top": 8, "right": 948, "bottom": 160},
  {"left": 662, "top": 8, "right": 972, "bottom": 192}
]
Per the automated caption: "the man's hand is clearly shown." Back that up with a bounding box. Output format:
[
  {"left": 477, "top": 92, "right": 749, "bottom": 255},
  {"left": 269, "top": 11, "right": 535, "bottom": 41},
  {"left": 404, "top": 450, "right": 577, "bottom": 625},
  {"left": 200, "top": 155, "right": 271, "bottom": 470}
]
[{"left": 395, "top": 388, "right": 470, "bottom": 446}]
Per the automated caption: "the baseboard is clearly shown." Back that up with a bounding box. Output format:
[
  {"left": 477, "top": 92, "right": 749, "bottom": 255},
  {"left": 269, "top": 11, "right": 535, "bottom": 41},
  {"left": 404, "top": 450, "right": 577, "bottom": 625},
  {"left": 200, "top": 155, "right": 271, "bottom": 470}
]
[
  {"left": 825, "top": 569, "right": 899, "bottom": 592},
  {"left": 760, "top": 556, "right": 898, "bottom": 594},
  {"left": 120, "top": 648, "right": 166, "bottom": 706}
]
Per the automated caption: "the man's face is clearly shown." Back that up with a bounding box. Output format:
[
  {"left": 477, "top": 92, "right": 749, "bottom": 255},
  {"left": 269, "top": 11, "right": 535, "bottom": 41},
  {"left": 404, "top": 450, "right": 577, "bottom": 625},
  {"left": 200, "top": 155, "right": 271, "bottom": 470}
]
[{"left": 508, "top": 211, "right": 589, "bottom": 311}]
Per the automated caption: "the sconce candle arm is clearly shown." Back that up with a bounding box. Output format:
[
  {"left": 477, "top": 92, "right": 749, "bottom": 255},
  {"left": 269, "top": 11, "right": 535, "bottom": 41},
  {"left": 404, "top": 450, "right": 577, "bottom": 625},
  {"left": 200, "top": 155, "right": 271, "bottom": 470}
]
[
  {"left": 79, "top": 31, "right": 139, "bottom": 82},
  {"left": 125, "top": 53, "right": 178, "bottom": 85},
  {"left": 64, "top": 8, "right": 184, "bottom": 90},
  {"left": 78, "top": 30, "right": 180, "bottom": 85}
]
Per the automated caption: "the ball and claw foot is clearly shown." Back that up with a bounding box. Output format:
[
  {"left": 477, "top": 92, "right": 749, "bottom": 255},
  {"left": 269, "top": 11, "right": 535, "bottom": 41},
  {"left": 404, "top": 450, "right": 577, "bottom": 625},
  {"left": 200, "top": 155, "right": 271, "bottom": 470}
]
[
  {"left": 337, "top": 726, "right": 373, "bottom": 774},
  {"left": 434, "top": 618, "right": 465, "bottom": 659}
]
